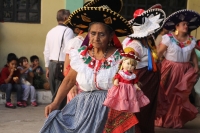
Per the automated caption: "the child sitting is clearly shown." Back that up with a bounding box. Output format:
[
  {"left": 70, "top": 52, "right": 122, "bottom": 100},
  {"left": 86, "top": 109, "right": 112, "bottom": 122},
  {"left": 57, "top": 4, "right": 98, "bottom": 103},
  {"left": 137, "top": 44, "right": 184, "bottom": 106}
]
[
  {"left": 0, "top": 53, "right": 24, "bottom": 108},
  {"left": 30, "top": 55, "right": 49, "bottom": 90},
  {"left": 18, "top": 56, "right": 38, "bottom": 107}
]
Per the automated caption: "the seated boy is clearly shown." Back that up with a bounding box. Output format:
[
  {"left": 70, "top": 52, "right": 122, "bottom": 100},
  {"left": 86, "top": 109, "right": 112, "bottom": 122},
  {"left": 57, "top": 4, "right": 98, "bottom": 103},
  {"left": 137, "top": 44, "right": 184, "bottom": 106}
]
[{"left": 30, "top": 55, "right": 49, "bottom": 89}]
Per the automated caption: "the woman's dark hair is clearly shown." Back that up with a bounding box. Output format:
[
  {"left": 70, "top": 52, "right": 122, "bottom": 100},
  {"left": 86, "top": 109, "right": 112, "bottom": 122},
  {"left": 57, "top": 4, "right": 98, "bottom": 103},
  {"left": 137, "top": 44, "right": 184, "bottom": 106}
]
[
  {"left": 19, "top": 56, "right": 28, "bottom": 66},
  {"left": 30, "top": 55, "right": 39, "bottom": 63},
  {"left": 88, "top": 22, "right": 114, "bottom": 34}
]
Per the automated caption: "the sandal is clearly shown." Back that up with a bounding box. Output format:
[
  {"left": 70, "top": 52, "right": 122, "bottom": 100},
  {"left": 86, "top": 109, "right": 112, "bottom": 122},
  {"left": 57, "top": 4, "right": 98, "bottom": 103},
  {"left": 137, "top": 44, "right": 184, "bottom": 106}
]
[
  {"left": 22, "top": 100, "right": 27, "bottom": 107},
  {"left": 31, "top": 101, "right": 38, "bottom": 107},
  {"left": 17, "top": 101, "right": 25, "bottom": 107},
  {"left": 5, "top": 102, "right": 16, "bottom": 109}
]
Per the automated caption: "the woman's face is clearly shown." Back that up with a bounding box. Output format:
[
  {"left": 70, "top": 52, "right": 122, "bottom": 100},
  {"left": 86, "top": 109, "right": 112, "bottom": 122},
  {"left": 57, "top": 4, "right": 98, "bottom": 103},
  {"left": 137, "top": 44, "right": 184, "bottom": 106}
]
[
  {"left": 89, "top": 23, "right": 113, "bottom": 49},
  {"left": 176, "top": 21, "right": 188, "bottom": 33}
]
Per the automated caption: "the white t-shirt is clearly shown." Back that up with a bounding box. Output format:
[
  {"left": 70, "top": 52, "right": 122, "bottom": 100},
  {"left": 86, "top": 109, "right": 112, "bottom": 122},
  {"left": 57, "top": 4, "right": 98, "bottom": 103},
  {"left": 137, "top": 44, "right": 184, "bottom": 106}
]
[{"left": 43, "top": 25, "right": 74, "bottom": 67}]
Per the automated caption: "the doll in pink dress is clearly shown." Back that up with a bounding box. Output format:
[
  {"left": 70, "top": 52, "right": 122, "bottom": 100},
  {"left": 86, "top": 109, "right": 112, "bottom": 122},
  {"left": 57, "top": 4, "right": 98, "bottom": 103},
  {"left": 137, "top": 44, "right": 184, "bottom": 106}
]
[{"left": 103, "top": 51, "right": 150, "bottom": 113}]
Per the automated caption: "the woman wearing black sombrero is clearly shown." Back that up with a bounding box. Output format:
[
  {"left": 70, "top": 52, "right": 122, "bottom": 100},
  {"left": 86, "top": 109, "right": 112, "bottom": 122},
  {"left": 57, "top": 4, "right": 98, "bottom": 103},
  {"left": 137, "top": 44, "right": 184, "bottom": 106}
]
[
  {"left": 40, "top": 5, "right": 139, "bottom": 133},
  {"left": 122, "top": 8, "right": 166, "bottom": 133},
  {"left": 63, "top": 0, "right": 124, "bottom": 103},
  {"left": 155, "top": 9, "right": 200, "bottom": 128}
]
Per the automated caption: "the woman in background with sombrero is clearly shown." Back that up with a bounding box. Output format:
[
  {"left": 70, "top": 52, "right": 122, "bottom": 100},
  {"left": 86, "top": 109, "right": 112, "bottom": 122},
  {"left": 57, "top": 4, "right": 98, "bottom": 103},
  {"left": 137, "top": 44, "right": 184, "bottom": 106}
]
[
  {"left": 155, "top": 9, "right": 200, "bottom": 128},
  {"left": 122, "top": 7, "right": 166, "bottom": 133}
]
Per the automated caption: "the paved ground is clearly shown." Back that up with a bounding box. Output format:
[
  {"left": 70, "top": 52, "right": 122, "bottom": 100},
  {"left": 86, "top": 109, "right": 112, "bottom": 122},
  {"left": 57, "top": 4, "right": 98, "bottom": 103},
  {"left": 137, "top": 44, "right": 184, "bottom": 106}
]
[{"left": 0, "top": 104, "right": 199, "bottom": 133}]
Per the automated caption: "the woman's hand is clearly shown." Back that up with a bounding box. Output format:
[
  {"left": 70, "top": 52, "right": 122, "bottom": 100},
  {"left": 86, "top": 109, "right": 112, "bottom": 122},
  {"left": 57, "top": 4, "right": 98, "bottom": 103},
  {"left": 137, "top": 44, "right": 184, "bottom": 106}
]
[
  {"left": 191, "top": 49, "right": 199, "bottom": 73},
  {"left": 194, "top": 66, "right": 199, "bottom": 73},
  {"left": 68, "top": 85, "right": 78, "bottom": 99},
  {"left": 45, "top": 102, "right": 59, "bottom": 118}
]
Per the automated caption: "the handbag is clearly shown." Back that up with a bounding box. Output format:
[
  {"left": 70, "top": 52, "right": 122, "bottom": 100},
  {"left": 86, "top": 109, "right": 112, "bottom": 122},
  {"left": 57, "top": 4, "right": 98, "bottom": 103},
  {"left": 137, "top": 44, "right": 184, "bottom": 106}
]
[{"left": 55, "top": 28, "right": 67, "bottom": 81}]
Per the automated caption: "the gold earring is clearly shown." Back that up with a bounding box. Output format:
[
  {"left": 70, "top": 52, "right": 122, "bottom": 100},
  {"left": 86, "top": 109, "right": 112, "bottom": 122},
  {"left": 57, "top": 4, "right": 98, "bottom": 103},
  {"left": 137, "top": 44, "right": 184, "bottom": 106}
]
[{"left": 175, "top": 30, "right": 179, "bottom": 35}]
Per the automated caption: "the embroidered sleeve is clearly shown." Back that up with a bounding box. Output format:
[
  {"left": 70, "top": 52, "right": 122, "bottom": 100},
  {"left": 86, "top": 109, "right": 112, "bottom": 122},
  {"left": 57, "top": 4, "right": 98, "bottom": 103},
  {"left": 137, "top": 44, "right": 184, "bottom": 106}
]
[{"left": 161, "top": 34, "right": 171, "bottom": 47}]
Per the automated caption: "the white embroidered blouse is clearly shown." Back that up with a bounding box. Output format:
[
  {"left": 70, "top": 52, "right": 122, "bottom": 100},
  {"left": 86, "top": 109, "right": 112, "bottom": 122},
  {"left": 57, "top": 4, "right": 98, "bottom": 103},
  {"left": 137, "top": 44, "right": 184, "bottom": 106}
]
[
  {"left": 161, "top": 34, "right": 196, "bottom": 62},
  {"left": 69, "top": 46, "right": 122, "bottom": 91}
]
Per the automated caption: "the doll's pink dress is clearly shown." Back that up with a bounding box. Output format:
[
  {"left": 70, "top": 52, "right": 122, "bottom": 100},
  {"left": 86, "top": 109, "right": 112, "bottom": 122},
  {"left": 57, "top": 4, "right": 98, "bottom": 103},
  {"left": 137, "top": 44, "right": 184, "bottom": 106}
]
[{"left": 103, "top": 70, "right": 150, "bottom": 113}]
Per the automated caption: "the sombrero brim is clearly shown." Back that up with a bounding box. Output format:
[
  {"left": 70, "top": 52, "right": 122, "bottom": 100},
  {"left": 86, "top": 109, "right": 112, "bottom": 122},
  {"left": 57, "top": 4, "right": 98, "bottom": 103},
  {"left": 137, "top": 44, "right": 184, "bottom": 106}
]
[
  {"left": 148, "top": 4, "right": 162, "bottom": 10},
  {"left": 84, "top": 0, "right": 123, "bottom": 13},
  {"left": 164, "top": 9, "right": 200, "bottom": 31},
  {"left": 120, "top": 52, "right": 140, "bottom": 61},
  {"left": 68, "top": 7, "right": 133, "bottom": 37},
  {"left": 128, "top": 8, "right": 166, "bottom": 38}
]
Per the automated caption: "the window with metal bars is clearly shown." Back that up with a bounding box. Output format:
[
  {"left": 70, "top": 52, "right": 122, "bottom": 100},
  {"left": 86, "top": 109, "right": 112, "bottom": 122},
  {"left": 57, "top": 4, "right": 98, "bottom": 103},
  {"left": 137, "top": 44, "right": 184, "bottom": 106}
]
[
  {"left": 0, "top": 0, "right": 41, "bottom": 23},
  {"left": 120, "top": 0, "right": 187, "bottom": 20}
]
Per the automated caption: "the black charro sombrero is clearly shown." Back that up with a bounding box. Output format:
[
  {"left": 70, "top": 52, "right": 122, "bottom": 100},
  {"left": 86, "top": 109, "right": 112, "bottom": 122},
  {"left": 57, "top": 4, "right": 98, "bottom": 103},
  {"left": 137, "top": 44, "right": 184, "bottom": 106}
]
[
  {"left": 164, "top": 9, "right": 200, "bottom": 31},
  {"left": 67, "top": 6, "right": 132, "bottom": 37},
  {"left": 128, "top": 8, "right": 166, "bottom": 38},
  {"left": 84, "top": 0, "right": 123, "bottom": 13}
]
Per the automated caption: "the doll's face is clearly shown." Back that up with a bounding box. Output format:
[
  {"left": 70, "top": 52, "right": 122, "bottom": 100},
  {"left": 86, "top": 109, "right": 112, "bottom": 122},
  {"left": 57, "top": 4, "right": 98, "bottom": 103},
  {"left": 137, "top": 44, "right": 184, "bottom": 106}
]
[{"left": 122, "top": 59, "right": 135, "bottom": 72}]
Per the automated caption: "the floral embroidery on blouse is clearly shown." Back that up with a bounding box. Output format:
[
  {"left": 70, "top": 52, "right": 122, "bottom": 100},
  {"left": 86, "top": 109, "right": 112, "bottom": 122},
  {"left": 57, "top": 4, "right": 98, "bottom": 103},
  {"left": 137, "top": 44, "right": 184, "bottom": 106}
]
[
  {"left": 78, "top": 46, "right": 122, "bottom": 70},
  {"left": 168, "top": 33, "right": 193, "bottom": 48}
]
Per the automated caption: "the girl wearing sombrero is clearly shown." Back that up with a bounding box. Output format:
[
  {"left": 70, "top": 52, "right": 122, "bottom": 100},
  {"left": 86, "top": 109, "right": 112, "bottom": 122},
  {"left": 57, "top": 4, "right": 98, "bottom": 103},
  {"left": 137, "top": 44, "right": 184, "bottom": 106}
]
[
  {"left": 40, "top": 4, "right": 140, "bottom": 133},
  {"left": 155, "top": 9, "right": 200, "bottom": 128},
  {"left": 122, "top": 7, "right": 166, "bottom": 133}
]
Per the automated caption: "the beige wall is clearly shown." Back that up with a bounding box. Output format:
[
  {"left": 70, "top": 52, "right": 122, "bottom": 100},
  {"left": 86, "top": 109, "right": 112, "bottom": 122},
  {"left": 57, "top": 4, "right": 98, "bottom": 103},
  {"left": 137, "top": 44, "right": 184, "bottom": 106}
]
[
  {"left": 0, "top": 0, "right": 200, "bottom": 69},
  {"left": 0, "top": 0, "right": 66, "bottom": 68},
  {"left": 187, "top": 0, "right": 200, "bottom": 39},
  {"left": 84, "top": 0, "right": 90, "bottom": 2}
]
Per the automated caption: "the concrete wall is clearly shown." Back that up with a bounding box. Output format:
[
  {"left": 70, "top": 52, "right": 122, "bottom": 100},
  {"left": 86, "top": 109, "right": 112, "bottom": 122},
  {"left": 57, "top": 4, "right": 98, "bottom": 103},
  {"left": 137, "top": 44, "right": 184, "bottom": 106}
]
[
  {"left": 187, "top": 0, "right": 200, "bottom": 39},
  {"left": 0, "top": 0, "right": 66, "bottom": 68},
  {"left": 0, "top": 0, "right": 200, "bottom": 69},
  {"left": 66, "top": 0, "right": 84, "bottom": 12}
]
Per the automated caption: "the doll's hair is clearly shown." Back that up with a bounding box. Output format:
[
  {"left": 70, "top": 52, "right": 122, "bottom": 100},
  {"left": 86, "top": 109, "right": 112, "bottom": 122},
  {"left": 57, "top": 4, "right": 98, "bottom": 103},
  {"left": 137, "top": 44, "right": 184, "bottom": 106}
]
[{"left": 120, "top": 57, "right": 137, "bottom": 70}]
